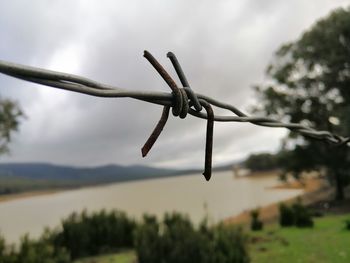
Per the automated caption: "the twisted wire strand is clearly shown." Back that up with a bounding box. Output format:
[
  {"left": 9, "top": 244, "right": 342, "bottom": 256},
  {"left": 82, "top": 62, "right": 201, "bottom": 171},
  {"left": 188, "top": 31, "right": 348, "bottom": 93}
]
[
  {"left": 0, "top": 51, "right": 349, "bottom": 180},
  {"left": 0, "top": 57, "right": 347, "bottom": 143}
]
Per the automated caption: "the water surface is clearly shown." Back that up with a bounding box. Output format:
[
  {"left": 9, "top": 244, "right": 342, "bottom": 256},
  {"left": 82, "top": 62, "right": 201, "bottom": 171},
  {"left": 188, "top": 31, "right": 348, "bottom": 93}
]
[{"left": 0, "top": 170, "right": 302, "bottom": 243}]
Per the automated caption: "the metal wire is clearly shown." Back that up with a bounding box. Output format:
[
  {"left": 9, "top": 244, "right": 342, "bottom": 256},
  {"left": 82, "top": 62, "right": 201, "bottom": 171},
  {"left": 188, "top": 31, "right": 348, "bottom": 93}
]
[{"left": 0, "top": 50, "right": 349, "bottom": 180}]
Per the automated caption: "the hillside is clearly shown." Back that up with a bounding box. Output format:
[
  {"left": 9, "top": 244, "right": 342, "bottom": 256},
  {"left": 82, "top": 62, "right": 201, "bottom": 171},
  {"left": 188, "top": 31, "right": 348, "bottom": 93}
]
[{"left": 0, "top": 162, "right": 200, "bottom": 195}]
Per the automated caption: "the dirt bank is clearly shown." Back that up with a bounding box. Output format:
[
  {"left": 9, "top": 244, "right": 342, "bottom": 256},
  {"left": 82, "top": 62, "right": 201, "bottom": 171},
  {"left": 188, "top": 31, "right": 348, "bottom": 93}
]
[{"left": 225, "top": 177, "right": 332, "bottom": 225}]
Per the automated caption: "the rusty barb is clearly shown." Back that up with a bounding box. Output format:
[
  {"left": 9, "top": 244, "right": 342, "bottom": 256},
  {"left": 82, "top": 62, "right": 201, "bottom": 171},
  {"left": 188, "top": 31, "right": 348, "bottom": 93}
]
[
  {"left": 0, "top": 51, "right": 349, "bottom": 181},
  {"left": 142, "top": 51, "right": 214, "bottom": 180}
]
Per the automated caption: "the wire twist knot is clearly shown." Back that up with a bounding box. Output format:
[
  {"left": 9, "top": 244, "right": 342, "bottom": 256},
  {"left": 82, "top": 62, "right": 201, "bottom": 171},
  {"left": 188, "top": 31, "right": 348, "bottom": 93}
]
[{"left": 142, "top": 51, "right": 214, "bottom": 180}]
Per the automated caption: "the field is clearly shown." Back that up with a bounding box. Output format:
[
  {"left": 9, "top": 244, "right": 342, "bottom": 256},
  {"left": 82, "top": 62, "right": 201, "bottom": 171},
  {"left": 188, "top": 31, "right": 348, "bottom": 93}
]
[
  {"left": 74, "top": 214, "right": 350, "bottom": 263},
  {"left": 249, "top": 214, "right": 350, "bottom": 263}
]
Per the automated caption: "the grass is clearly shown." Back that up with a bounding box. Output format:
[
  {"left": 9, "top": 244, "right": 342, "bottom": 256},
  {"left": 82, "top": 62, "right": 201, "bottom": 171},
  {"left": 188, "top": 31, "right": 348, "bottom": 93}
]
[
  {"left": 74, "top": 250, "right": 136, "bottom": 263},
  {"left": 249, "top": 214, "right": 350, "bottom": 263}
]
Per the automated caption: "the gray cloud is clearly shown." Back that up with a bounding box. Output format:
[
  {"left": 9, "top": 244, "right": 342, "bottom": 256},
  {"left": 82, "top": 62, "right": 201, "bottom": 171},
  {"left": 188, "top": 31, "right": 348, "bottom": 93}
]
[{"left": 0, "top": 0, "right": 348, "bottom": 168}]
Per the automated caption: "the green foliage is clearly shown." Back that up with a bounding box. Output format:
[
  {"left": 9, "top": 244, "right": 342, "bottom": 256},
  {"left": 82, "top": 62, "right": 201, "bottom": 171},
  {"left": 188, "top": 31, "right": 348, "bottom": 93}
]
[
  {"left": 279, "top": 203, "right": 295, "bottom": 227},
  {"left": 244, "top": 150, "right": 312, "bottom": 177},
  {"left": 16, "top": 235, "right": 70, "bottom": 263},
  {"left": 250, "top": 209, "right": 263, "bottom": 231},
  {"left": 254, "top": 6, "right": 350, "bottom": 200},
  {"left": 244, "top": 153, "right": 279, "bottom": 171},
  {"left": 134, "top": 213, "right": 208, "bottom": 263},
  {"left": 344, "top": 219, "right": 350, "bottom": 230},
  {"left": 279, "top": 201, "right": 313, "bottom": 228},
  {"left": 134, "top": 212, "right": 250, "bottom": 263},
  {"left": 0, "top": 233, "right": 70, "bottom": 263},
  {"left": 133, "top": 215, "right": 160, "bottom": 263},
  {"left": 54, "top": 210, "right": 136, "bottom": 260},
  {"left": 292, "top": 202, "right": 314, "bottom": 228},
  {"left": 0, "top": 209, "right": 136, "bottom": 262},
  {"left": 0, "top": 98, "right": 23, "bottom": 154},
  {"left": 211, "top": 224, "right": 250, "bottom": 263},
  {"left": 0, "top": 210, "right": 250, "bottom": 262}
]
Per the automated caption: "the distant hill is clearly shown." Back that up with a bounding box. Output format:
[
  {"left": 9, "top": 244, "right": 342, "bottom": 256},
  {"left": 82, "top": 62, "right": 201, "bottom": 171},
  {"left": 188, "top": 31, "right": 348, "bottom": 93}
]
[
  {"left": 0, "top": 162, "right": 234, "bottom": 195},
  {"left": 0, "top": 162, "right": 200, "bottom": 184},
  {"left": 0, "top": 162, "right": 201, "bottom": 195}
]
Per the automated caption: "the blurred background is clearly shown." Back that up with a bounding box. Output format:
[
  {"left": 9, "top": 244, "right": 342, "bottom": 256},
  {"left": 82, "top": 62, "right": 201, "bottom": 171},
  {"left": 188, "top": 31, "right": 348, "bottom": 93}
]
[{"left": 0, "top": 1, "right": 349, "bottom": 262}]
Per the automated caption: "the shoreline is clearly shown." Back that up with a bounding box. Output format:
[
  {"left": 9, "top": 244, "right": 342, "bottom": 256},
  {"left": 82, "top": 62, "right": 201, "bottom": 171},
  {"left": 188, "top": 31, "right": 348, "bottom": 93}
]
[
  {"left": 0, "top": 189, "right": 66, "bottom": 203},
  {"left": 224, "top": 176, "right": 332, "bottom": 225}
]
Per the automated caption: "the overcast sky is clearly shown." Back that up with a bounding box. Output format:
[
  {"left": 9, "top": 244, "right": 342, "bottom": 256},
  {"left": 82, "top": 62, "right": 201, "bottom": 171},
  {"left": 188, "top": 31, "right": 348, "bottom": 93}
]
[{"left": 0, "top": 0, "right": 348, "bottom": 168}]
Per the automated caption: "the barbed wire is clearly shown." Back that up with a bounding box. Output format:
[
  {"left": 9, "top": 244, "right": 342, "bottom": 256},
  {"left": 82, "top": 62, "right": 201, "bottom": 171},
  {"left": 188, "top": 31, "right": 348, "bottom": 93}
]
[{"left": 0, "top": 50, "right": 349, "bottom": 181}]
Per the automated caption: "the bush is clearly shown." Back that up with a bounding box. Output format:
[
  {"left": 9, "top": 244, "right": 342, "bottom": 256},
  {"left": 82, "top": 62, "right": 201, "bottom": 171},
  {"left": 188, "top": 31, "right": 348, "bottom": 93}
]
[
  {"left": 134, "top": 212, "right": 250, "bottom": 263},
  {"left": 279, "top": 201, "right": 313, "bottom": 228},
  {"left": 0, "top": 210, "right": 250, "bottom": 263},
  {"left": 250, "top": 209, "right": 263, "bottom": 231},
  {"left": 16, "top": 235, "right": 70, "bottom": 263},
  {"left": 0, "top": 233, "right": 70, "bottom": 263},
  {"left": 0, "top": 209, "right": 137, "bottom": 262},
  {"left": 53, "top": 209, "right": 136, "bottom": 259},
  {"left": 133, "top": 215, "right": 160, "bottom": 263},
  {"left": 292, "top": 202, "right": 314, "bottom": 228},
  {"left": 279, "top": 203, "right": 295, "bottom": 227},
  {"left": 134, "top": 213, "right": 208, "bottom": 263},
  {"left": 212, "top": 225, "right": 250, "bottom": 263},
  {"left": 345, "top": 219, "right": 350, "bottom": 230}
]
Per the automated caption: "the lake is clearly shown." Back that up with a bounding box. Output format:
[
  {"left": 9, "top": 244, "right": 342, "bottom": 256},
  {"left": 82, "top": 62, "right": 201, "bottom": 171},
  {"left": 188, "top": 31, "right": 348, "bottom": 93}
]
[{"left": 0, "top": 170, "right": 302, "bottom": 243}]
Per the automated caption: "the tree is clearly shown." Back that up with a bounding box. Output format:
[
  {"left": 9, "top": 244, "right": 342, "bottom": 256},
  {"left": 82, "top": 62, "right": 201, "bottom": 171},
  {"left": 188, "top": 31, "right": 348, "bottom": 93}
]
[
  {"left": 0, "top": 98, "right": 23, "bottom": 154},
  {"left": 254, "top": 7, "right": 350, "bottom": 200},
  {"left": 244, "top": 152, "right": 279, "bottom": 171}
]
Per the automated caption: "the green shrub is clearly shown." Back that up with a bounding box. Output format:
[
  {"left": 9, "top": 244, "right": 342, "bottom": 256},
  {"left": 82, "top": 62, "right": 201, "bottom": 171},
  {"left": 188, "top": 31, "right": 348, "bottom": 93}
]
[
  {"left": 16, "top": 235, "right": 70, "bottom": 263},
  {"left": 0, "top": 209, "right": 136, "bottom": 262},
  {"left": 134, "top": 213, "right": 207, "bottom": 263},
  {"left": 292, "top": 202, "right": 314, "bottom": 228},
  {"left": 250, "top": 209, "right": 263, "bottom": 231},
  {"left": 279, "top": 203, "right": 295, "bottom": 227},
  {"left": 0, "top": 233, "right": 70, "bottom": 263},
  {"left": 279, "top": 201, "right": 313, "bottom": 228},
  {"left": 53, "top": 209, "right": 136, "bottom": 259},
  {"left": 133, "top": 215, "right": 160, "bottom": 263},
  {"left": 345, "top": 219, "right": 350, "bottom": 230},
  {"left": 134, "top": 212, "right": 250, "bottom": 263},
  {"left": 212, "top": 225, "right": 250, "bottom": 263}
]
